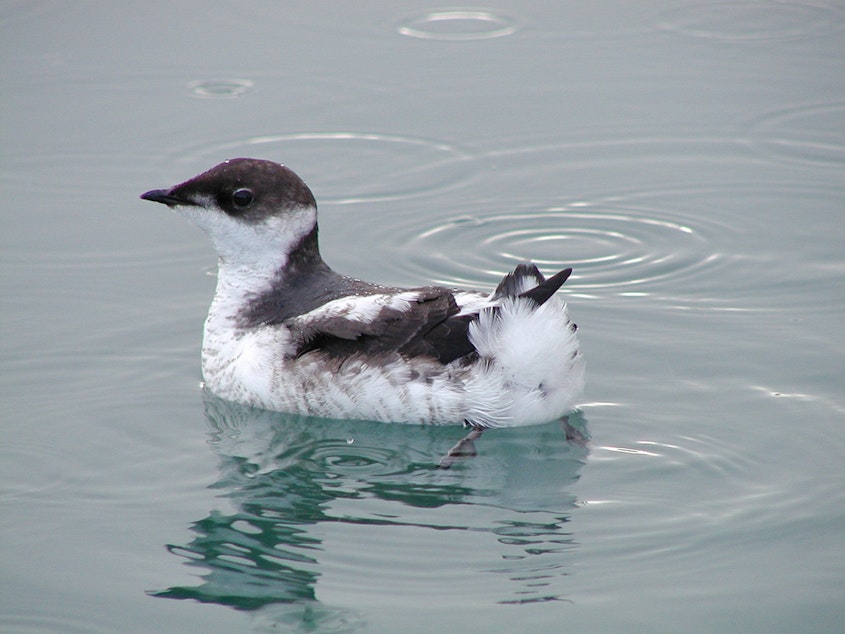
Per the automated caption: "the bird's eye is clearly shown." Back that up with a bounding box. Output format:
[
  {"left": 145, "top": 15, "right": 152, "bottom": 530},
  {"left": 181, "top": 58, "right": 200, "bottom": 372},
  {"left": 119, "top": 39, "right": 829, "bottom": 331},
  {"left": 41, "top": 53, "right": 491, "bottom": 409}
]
[{"left": 232, "top": 188, "right": 254, "bottom": 207}]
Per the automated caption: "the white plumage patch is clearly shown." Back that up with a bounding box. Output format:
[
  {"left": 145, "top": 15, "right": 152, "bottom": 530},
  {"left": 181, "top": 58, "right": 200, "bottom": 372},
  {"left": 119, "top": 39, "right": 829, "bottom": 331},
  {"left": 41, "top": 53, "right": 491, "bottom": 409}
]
[
  {"left": 468, "top": 295, "right": 585, "bottom": 426},
  {"left": 176, "top": 196, "right": 317, "bottom": 275},
  {"left": 454, "top": 290, "right": 494, "bottom": 315},
  {"left": 294, "top": 291, "right": 419, "bottom": 325}
]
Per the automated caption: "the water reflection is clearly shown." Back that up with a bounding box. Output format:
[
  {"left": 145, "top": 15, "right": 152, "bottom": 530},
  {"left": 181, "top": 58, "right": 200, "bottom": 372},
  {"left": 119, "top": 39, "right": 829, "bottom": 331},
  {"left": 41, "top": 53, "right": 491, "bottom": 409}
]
[{"left": 154, "top": 392, "right": 588, "bottom": 629}]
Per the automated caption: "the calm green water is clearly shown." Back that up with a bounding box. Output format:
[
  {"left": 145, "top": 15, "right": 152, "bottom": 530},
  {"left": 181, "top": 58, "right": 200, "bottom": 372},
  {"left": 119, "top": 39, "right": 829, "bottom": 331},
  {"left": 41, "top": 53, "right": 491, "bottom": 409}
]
[{"left": 2, "top": 2, "right": 844, "bottom": 632}]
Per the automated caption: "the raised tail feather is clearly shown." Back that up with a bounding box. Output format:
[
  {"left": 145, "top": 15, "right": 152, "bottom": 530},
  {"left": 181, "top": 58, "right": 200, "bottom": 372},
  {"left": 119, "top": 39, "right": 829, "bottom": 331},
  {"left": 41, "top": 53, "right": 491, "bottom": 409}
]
[
  {"left": 518, "top": 267, "right": 572, "bottom": 306},
  {"left": 492, "top": 263, "right": 573, "bottom": 306}
]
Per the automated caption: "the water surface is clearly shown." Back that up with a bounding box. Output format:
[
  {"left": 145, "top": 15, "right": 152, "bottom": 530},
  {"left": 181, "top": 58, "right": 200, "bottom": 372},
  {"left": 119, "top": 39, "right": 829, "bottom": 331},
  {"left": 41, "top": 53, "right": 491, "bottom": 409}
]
[{"left": 2, "top": 2, "right": 844, "bottom": 632}]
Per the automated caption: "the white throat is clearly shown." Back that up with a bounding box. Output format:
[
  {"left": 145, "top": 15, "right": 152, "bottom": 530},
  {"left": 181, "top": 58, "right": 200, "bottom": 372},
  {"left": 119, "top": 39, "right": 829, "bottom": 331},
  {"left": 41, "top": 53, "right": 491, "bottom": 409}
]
[
  {"left": 181, "top": 201, "right": 314, "bottom": 264},
  {"left": 177, "top": 201, "right": 317, "bottom": 323}
]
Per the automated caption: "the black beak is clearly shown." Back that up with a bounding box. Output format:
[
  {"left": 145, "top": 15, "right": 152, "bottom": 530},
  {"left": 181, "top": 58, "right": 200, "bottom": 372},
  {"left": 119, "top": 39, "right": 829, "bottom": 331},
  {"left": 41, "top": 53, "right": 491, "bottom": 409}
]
[{"left": 140, "top": 189, "right": 194, "bottom": 207}]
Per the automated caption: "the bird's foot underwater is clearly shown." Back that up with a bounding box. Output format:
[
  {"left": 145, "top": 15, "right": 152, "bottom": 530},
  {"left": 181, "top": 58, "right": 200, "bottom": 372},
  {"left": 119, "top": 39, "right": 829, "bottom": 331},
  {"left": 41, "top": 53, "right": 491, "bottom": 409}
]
[{"left": 437, "top": 425, "right": 486, "bottom": 469}]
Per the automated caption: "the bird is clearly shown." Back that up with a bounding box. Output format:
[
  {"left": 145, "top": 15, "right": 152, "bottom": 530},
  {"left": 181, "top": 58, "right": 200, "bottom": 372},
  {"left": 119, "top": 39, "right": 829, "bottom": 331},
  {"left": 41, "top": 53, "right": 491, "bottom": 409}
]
[{"left": 141, "top": 158, "right": 585, "bottom": 427}]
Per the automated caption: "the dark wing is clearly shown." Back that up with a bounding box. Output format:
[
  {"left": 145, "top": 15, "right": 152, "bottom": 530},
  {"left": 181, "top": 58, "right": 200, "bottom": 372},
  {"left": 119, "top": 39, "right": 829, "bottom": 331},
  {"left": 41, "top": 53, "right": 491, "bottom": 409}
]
[
  {"left": 291, "top": 287, "right": 476, "bottom": 363},
  {"left": 289, "top": 264, "right": 574, "bottom": 364}
]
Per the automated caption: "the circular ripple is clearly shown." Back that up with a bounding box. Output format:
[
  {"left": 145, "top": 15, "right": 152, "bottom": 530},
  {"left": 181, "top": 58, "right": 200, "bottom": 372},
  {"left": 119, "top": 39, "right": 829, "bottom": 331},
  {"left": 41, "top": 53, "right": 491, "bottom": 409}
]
[
  {"left": 303, "top": 441, "right": 404, "bottom": 477},
  {"left": 171, "top": 132, "right": 473, "bottom": 203},
  {"left": 746, "top": 102, "right": 845, "bottom": 166},
  {"left": 366, "top": 132, "right": 843, "bottom": 310},
  {"left": 398, "top": 199, "right": 717, "bottom": 293},
  {"left": 187, "top": 78, "right": 254, "bottom": 99},
  {"left": 398, "top": 9, "right": 517, "bottom": 40},
  {"left": 656, "top": 1, "right": 844, "bottom": 40},
  {"left": 386, "top": 178, "right": 844, "bottom": 312}
]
